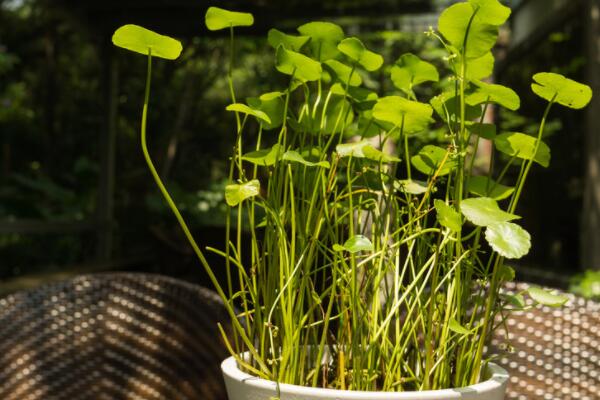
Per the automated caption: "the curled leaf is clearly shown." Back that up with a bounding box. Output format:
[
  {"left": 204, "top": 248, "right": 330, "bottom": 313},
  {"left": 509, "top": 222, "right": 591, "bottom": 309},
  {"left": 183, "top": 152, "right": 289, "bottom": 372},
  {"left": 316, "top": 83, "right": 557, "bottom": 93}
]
[
  {"left": 226, "top": 103, "right": 271, "bottom": 124},
  {"left": 411, "top": 145, "right": 456, "bottom": 176},
  {"left": 526, "top": 287, "right": 569, "bottom": 307},
  {"left": 391, "top": 53, "right": 439, "bottom": 94},
  {"left": 267, "top": 29, "right": 310, "bottom": 51}
]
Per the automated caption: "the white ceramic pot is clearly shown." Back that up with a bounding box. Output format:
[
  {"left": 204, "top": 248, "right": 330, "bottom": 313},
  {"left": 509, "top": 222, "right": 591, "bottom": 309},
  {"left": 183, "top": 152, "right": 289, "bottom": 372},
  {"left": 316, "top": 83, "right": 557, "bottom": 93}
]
[{"left": 221, "top": 356, "right": 508, "bottom": 400}]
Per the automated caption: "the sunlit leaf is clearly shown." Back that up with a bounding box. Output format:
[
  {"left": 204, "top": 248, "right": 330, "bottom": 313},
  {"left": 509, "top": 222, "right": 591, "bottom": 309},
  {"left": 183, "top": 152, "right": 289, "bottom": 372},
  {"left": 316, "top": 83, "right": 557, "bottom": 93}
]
[
  {"left": 531, "top": 72, "right": 592, "bottom": 109},
  {"left": 450, "top": 52, "right": 494, "bottom": 80},
  {"left": 324, "top": 60, "right": 362, "bottom": 86},
  {"left": 434, "top": 199, "right": 462, "bottom": 232},
  {"left": 467, "top": 176, "right": 514, "bottom": 200},
  {"left": 338, "top": 37, "right": 384, "bottom": 71},
  {"left": 297, "top": 21, "right": 344, "bottom": 61},
  {"left": 526, "top": 287, "right": 569, "bottom": 307},
  {"left": 282, "top": 150, "right": 330, "bottom": 168},
  {"left": 267, "top": 28, "right": 310, "bottom": 51},
  {"left": 372, "top": 96, "right": 433, "bottom": 135},
  {"left": 494, "top": 132, "right": 550, "bottom": 167},
  {"left": 275, "top": 46, "right": 322, "bottom": 82},
  {"left": 485, "top": 221, "right": 531, "bottom": 259},
  {"left": 411, "top": 145, "right": 456, "bottom": 176},
  {"left": 460, "top": 197, "right": 519, "bottom": 227},
  {"left": 438, "top": 2, "right": 498, "bottom": 59},
  {"left": 242, "top": 144, "right": 282, "bottom": 166},
  {"left": 391, "top": 53, "right": 439, "bottom": 94},
  {"left": 449, "top": 318, "right": 472, "bottom": 335},
  {"left": 466, "top": 81, "right": 520, "bottom": 111},
  {"left": 226, "top": 103, "right": 271, "bottom": 124},
  {"left": 225, "top": 179, "right": 260, "bottom": 206},
  {"left": 469, "top": 0, "right": 511, "bottom": 26},
  {"left": 467, "top": 122, "right": 496, "bottom": 139},
  {"left": 395, "top": 179, "right": 429, "bottom": 195},
  {"left": 112, "top": 25, "right": 182, "bottom": 60},
  {"left": 333, "top": 235, "right": 373, "bottom": 253},
  {"left": 205, "top": 7, "right": 254, "bottom": 31}
]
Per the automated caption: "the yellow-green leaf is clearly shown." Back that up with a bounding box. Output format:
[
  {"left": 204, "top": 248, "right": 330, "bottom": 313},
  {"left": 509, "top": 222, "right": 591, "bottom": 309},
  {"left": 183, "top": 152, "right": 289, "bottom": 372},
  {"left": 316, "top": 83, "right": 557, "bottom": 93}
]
[
  {"left": 411, "top": 145, "right": 456, "bottom": 176},
  {"left": 225, "top": 180, "right": 260, "bottom": 206},
  {"left": 390, "top": 53, "right": 439, "bottom": 94},
  {"left": 467, "top": 176, "right": 514, "bottom": 200},
  {"left": 112, "top": 25, "right": 182, "bottom": 60},
  {"left": 323, "top": 60, "right": 362, "bottom": 86},
  {"left": 531, "top": 72, "right": 592, "bottom": 109},
  {"left": 494, "top": 132, "right": 550, "bottom": 167},
  {"left": 333, "top": 235, "right": 373, "bottom": 253},
  {"left": 485, "top": 222, "right": 531, "bottom": 259},
  {"left": 205, "top": 7, "right": 254, "bottom": 31},
  {"left": 460, "top": 197, "right": 519, "bottom": 227},
  {"left": 275, "top": 46, "right": 322, "bottom": 82},
  {"left": 267, "top": 29, "right": 310, "bottom": 51},
  {"left": 297, "top": 21, "right": 344, "bottom": 62},
  {"left": 373, "top": 96, "right": 433, "bottom": 135},
  {"left": 526, "top": 287, "right": 569, "bottom": 307},
  {"left": 467, "top": 81, "right": 520, "bottom": 111},
  {"left": 434, "top": 199, "right": 462, "bottom": 232},
  {"left": 226, "top": 103, "right": 271, "bottom": 124},
  {"left": 337, "top": 37, "right": 383, "bottom": 72}
]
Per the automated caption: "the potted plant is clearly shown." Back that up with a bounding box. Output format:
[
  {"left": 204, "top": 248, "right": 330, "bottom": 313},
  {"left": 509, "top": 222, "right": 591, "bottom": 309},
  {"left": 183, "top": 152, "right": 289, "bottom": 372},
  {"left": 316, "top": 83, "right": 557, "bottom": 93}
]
[{"left": 111, "top": 0, "right": 592, "bottom": 398}]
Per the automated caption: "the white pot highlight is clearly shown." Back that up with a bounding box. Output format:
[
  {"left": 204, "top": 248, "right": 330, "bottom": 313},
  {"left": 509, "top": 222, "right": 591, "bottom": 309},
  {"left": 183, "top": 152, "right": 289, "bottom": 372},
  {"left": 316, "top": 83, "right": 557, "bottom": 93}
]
[{"left": 221, "top": 356, "right": 508, "bottom": 400}]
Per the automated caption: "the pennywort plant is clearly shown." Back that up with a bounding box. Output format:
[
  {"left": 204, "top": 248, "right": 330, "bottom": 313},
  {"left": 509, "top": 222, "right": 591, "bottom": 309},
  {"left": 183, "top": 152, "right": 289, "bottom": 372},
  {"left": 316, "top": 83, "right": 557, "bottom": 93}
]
[{"left": 112, "top": 0, "right": 592, "bottom": 392}]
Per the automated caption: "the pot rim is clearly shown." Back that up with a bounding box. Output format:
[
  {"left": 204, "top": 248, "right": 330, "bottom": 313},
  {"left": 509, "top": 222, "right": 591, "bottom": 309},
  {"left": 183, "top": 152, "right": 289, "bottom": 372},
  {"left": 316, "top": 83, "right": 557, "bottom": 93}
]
[{"left": 221, "top": 355, "right": 509, "bottom": 399}]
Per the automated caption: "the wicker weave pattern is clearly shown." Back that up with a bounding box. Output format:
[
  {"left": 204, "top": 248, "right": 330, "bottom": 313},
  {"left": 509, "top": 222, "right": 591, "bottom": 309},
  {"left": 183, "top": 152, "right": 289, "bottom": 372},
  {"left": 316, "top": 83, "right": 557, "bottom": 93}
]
[
  {"left": 0, "top": 273, "right": 231, "bottom": 400},
  {"left": 490, "top": 282, "right": 600, "bottom": 400}
]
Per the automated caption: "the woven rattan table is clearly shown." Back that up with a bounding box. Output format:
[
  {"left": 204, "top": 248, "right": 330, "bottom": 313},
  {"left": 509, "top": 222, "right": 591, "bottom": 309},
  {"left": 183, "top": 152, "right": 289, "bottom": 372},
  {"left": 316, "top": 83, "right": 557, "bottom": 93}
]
[
  {"left": 0, "top": 273, "right": 231, "bottom": 400},
  {"left": 0, "top": 274, "right": 598, "bottom": 399}
]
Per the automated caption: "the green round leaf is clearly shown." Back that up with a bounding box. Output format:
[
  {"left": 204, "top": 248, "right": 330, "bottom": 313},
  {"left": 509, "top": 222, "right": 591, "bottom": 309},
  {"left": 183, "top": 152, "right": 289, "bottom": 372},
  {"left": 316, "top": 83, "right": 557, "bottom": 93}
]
[
  {"left": 485, "top": 222, "right": 531, "bottom": 259},
  {"left": 460, "top": 197, "right": 519, "bottom": 227},
  {"left": 411, "top": 145, "right": 456, "bottom": 176},
  {"left": 282, "top": 150, "right": 330, "bottom": 168},
  {"left": 391, "top": 53, "right": 439, "bottom": 94},
  {"left": 338, "top": 37, "right": 384, "bottom": 72},
  {"left": 372, "top": 96, "right": 433, "bottom": 135},
  {"left": 112, "top": 25, "right": 182, "bottom": 60},
  {"left": 526, "top": 287, "right": 569, "bottom": 307},
  {"left": 466, "top": 81, "right": 520, "bottom": 111},
  {"left": 494, "top": 132, "right": 550, "bottom": 167},
  {"left": 267, "top": 29, "right": 310, "bottom": 52},
  {"left": 469, "top": 0, "right": 511, "bottom": 26},
  {"left": 333, "top": 235, "right": 373, "bottom": 253},
  {"left": 242, "top": 144, "right": 282, "bottom": 167},
  {"left": 226, "top": 103, "right": 271, "bottom": 124},
  {"left": 434, "top": 199, "right": 462, "bottom": 232},
  {"left": 225, "top": 180, "right": 260, "bottom": 206},
  {"left": 438, "top": 3, "right": 498, "bottom": 59},
  {"left": 467, "top": 176, "right": 514, "bottom": 200},
  {"left": 205, "top": 7, "right": 254, "bottom": 31},
  {"left": 275, "top": 46, "right": 322, "bottom": 82},
  {"left": 499, "top": 264, "right": 516, "bottom": 282},
  {"left": 395, "top": 179, "right": 429, "bottom": 195},
  {"left": 450, "top": 52, "right": 495, "bottom": 80},
  {"left": 531, "top": 72, "right": 592, "bottom": 109},
  {"left": 324, "top": 60, "right": 362, "bottom": 86},
  {"left": 297, "top": 21, "right": 344, "bottom": 61}
]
